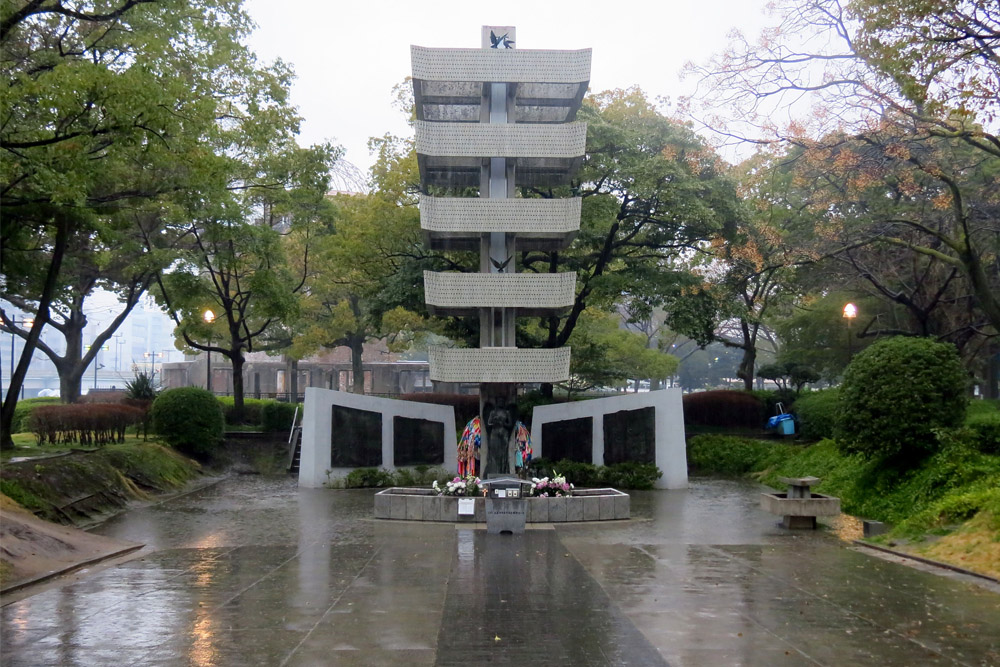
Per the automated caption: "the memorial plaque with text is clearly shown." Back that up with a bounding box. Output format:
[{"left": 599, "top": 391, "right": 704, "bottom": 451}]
[
  {"left": 603, "top": 406, "right": 655, "bottom": 464},
  {"left": 331, "top": 405, "right": 382, "bottom": 467},
  {"left": 393, "top": 416, "right": 445, "bottom": 466},
  {"left": 542, "top": 416, "right": 593, "bottom": 463}
]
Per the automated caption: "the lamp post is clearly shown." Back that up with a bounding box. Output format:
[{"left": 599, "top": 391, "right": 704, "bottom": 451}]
[
  {"left": 843, "top": 303, "right": 857, "bottom": 360},
  {"left": 114, "top": 333, "right": 125, "bottom": 371},
  {"left": 7, "top": 317, "right": 33, "bottom": 399},
  {"left": 203, "top": 309, "right": 215, "bottom": 394},
  {"left": 143, "top": 351, "right": 163, "bottom": 377},
  {"left": 85, "top": 343, "right": 110, "bottom": 389}
]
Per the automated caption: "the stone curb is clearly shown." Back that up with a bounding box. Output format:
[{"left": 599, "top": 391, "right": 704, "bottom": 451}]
[
  {"left": 1, "top": 543, "right": 144, "bottom": 597},
  {"left": 852, "top": 540, "right": 1000, "bottom": 584}
]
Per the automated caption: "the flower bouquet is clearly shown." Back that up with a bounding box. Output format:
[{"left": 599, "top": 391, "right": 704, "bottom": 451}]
[
  {"left": 530, "top": 472, "right": 573, "bottom": 497},
  {"left": 433, "top": 474, "right": 482, "bottom": 496}
]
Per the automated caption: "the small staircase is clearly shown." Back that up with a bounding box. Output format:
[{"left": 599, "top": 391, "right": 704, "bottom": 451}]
[
  {"left": 287, "top": 426, "right": 302, "bottom": 475},
  {"left": 287, "top": 406, "right": 302, "bottom": 475}
]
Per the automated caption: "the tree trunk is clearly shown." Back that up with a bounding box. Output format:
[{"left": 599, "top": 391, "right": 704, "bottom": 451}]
[
  {"left": 231, "top": 352, "right": 246, "bottom": 423},
  {"left": 350, "top": 336, "right": 364, "bottom": 394},
  {"left": 1, "top": 216, "right": 70, "bottom": 450}
]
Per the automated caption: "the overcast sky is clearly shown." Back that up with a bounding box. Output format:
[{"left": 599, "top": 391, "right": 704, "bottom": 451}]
[{"left": 244, "top": 0, "right": 772, "bottom": 182}]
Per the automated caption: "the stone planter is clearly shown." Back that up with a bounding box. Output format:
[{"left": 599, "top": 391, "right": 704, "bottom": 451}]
[{"left": 374, "top": 487, "right": 629, "bottom": 523}]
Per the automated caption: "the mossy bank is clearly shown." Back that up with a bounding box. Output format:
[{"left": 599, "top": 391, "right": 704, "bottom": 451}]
[{"left": 1, "top": 441, "right": 202, "bottom": 526}]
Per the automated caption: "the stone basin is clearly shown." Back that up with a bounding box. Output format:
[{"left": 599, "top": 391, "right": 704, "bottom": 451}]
[{"left": 374, "top": 487, "right": 630, "bottom": 523}]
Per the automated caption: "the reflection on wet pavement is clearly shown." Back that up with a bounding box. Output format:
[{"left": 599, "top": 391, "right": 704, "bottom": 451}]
[{"left": 1, "top": 477, "right": 998, "bottom": 666}]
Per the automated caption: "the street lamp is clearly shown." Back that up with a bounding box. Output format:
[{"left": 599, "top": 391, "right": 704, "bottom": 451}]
[
  {"left": 85, "top": 343, "right": 110, "bottom": 389},
  {"left": 203, "top": 309, "right": 215, "bottom": 394},
  {"left": 843, "top": 303, "right": 858, "bottom": 359},
  {"left": 114, "top": 333, "right": 126, "bottom": 371},
  {"left": 7, "top": 317, "right": 33, "bottom": 399},
  {"left": 143, "top": 351, "right": 163, "bottom": 377}
]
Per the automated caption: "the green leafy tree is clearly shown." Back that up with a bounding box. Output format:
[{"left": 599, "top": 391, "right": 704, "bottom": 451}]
[
  {"left": 0, "top": 0, "right": 298, "bottom": 447},
  {"left": 559, "top": 309, "right": 679, "bottom": 396},
  {"left": 157, "top": 141, "right": 339, "bottom": 421},
  {"left": 517, "top": 88, "right": 741, "bottom": 394}
]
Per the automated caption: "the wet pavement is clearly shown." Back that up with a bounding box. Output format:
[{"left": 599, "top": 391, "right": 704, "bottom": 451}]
[{"left": 2, "top": 477, "right": 999, "bottom": 666}]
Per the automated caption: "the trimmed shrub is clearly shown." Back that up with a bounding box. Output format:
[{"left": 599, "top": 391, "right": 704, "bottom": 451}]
[
  {"left": 261, "top": 401, "right": 301, "bottom": 433},
  {"left": 837, "top": 337, "right": 968, "bottom": 465},
  {"left": 683, "top": 390, "right": 765, "bottom": 429},
  {"left": 151, "top": 387, "right": 224, "bottom": 457},
  {"left": 28, "top": 404, "right": 145, "bottom": 445},
  {"left": 11, "top": 397, "right": 61, "bottom": 433},
  {"left": 793, "top": 388, "right": 841, "bottom": 441},
  {"left": 344, "top": 467, "right": 395, "bottom": 488},
  {"left": 216, "top": 396, "right": 266, "bottom": 426}
]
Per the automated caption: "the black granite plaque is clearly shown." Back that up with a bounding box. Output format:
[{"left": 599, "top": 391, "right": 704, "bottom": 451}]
[
  {"left": 393, "top": 416, "right": 445, "bottom": 466},
  {"left": 603, "top": 406, "right": 655, "bottom": 464},
  {"left": 542, "top": 416, "right": 593, "bottom": 463},
  {"left": 331, "top": 405, "right": 382, "bottom": 467}
]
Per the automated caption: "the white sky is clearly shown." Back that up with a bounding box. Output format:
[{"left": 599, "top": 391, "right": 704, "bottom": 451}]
[{"left": 244, "top": 0, "right": 773, "bottom": 179}]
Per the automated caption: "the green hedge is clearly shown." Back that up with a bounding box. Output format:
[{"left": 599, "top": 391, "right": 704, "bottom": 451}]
[
  {"left": 261, "top": 401, "right": 301, "bottom": 433},
  {"left": 12, "top": 397, "right": 62, "bottom": 433},
  {"left": 152, "top": 387, "right": 224, "bottom": 458},
  {"left": 215, "top": 396, "right": 267, "bottom": 426},
  {"left": 526, "top": 458, "right": 662, "bottom": 490},
  {"left": 793, "top": 388, "right": 841, "bottom": 441}
]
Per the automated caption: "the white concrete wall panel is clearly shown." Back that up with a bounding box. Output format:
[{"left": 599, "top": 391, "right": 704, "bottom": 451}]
[
  {"left": 530, "top": 390, "right": 688, "bottom": 489},
  {"left": 299, "top": 387, "right": 457, "bottom": 488}
]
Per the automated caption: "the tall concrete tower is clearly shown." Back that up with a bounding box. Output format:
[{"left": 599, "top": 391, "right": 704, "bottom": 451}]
[{"left": 411, "top": 27, "right": 591, "bottom": 477}]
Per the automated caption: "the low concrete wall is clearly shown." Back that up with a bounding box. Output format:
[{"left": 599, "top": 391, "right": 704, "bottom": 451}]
[
  {"left": 299, "top": 388, "right": 457, "bottom": 488},
  {"left": 530, "top": 390, "right": 688, "bottom": 489},
  {"left": 373, "top": 488, "right": 629, "bottom": 522}
]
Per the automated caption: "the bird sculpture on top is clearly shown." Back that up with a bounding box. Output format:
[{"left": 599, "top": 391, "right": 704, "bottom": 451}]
[
  {"left": 489, "top": 30, "right": 515, "bottom": 49},
  {"left": 490, "top": 255, "right": 513, "bottom": 273}
]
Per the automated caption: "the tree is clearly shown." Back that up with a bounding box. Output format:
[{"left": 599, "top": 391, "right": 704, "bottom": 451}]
[
  {"left": 157, "top": 142, "right": 339, "bottom": 422},
  {"left": 518, "top": 88, "right": 742, "bottom": 394},
  {"left": 689, "top": 0, "right": 999, "bottom": 394},
  {"left": 555, "top": 309, "right": 678, "bottom": 397},
  {"left": 290, "top": 138, "right": 445, "bottom": 393},
  {"left": 0, "top": 0, "right": 290, "bottom": 447}
]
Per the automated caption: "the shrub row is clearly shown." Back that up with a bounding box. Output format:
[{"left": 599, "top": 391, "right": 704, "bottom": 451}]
[
  {"left": 792, "top": 388, "right": 841, "bottom": 441},
  {"left": 342, "top": 466, "right": 451, "bottom": 489},
  {"left": 526, "top": 458, "right": 663, "bottom": 490},
  {"left": 12, "top": 396, "right": 61, "bottom": 433},
  {"left": 29, "top": 404, "right": 146, "bottom": 445}
]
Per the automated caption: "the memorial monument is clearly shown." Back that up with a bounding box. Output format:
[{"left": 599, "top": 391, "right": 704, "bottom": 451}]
[{"left": 412, "top": 26, "right": 591, "bottom": 477}]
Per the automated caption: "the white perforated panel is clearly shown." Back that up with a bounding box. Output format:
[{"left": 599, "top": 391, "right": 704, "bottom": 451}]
[
  {"left": 420, "top": 196, "right": 580, "bottom": 235},
  {"left": 411, "top": 47, "right": 592, "bottom": 83},
  {"left": 424, "top": 271, "right": 576, "bottom": 309},
  {"left": 414, "top": 121, "right": 586, "bottom": 159},
  {"left": 428, "top": 347, "right": 571, "bottom": 383}
]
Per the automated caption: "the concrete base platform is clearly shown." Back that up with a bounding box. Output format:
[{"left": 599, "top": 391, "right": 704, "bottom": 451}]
[{"left": 373, "top": 487, "right": 630, "bottom": 522}]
